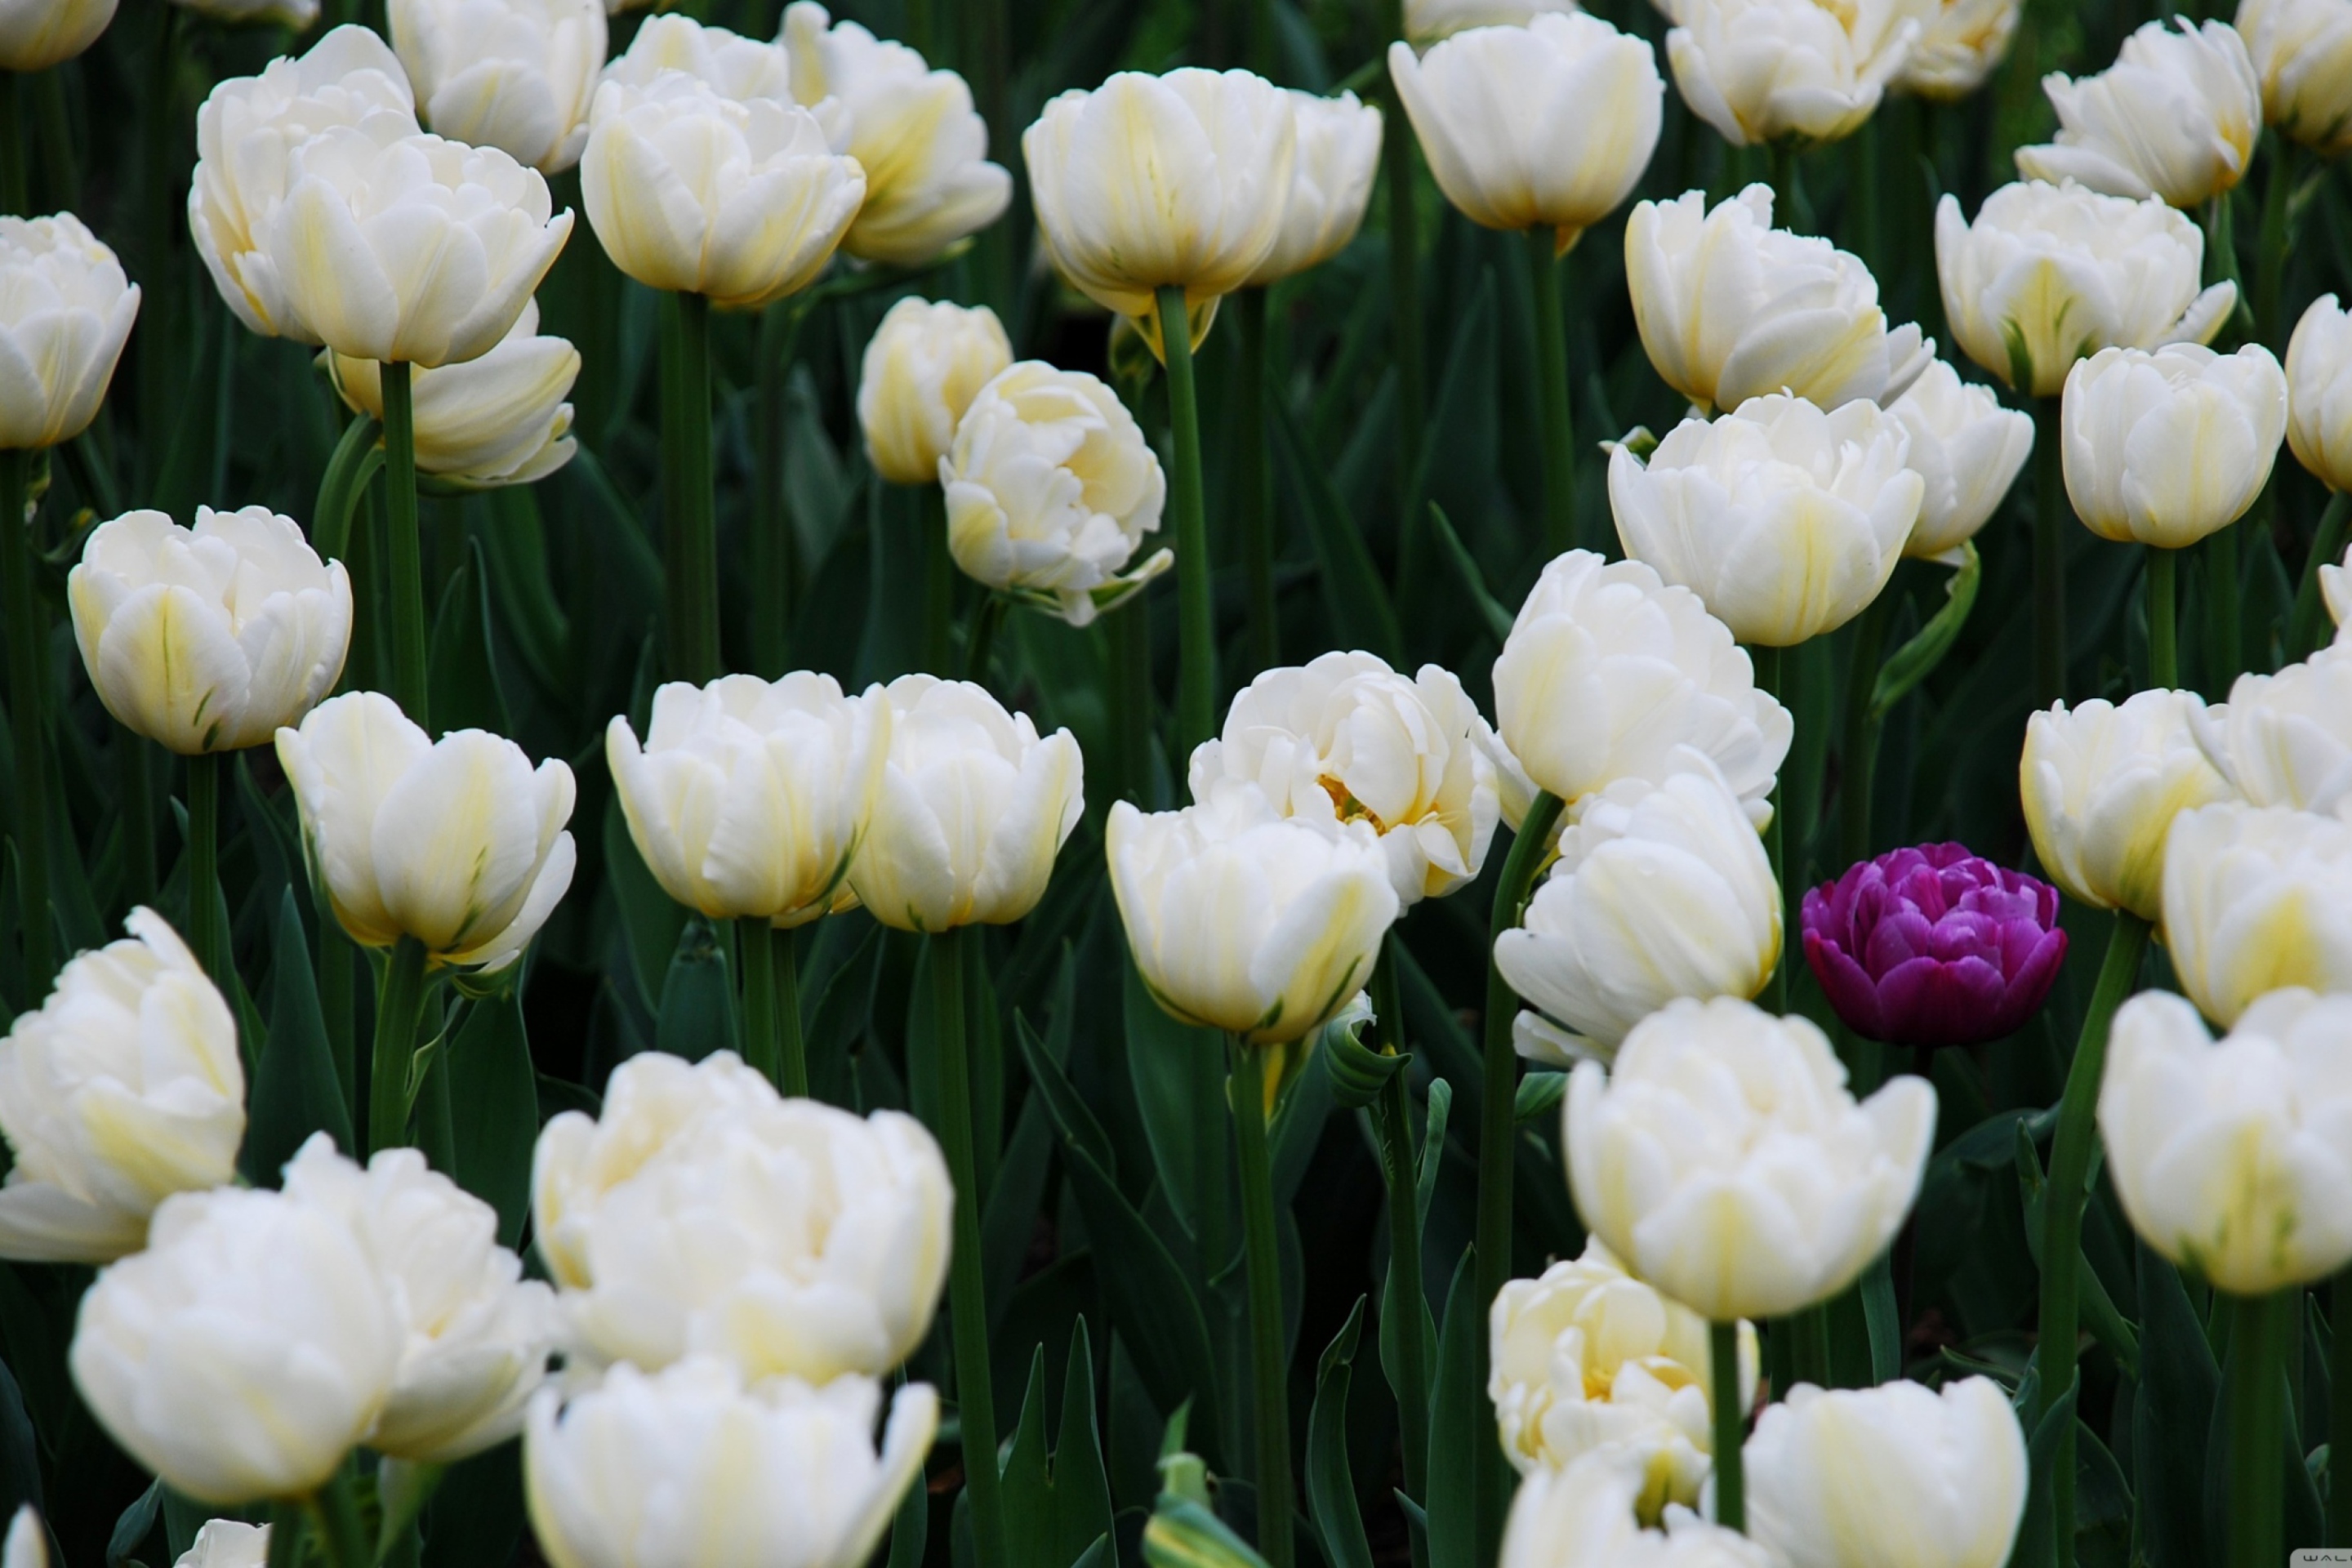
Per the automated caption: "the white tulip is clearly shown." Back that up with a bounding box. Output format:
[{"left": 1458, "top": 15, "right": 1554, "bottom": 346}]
[
  {"left": 325, "top": 299, "right": 580, "bottom": 489},
  {"left": 1610, "top": 394, "right": 1924, "bottom": 647},
  {"left": 68, "top": 506, "right": 352, "bottom": 754},
  {"left": 1491, "top": 549, "right": 1791, "bottom": 826},
  {"left": 599, "top": 13, "right": 793, "bottom": 102},
  {"left": 1499, "top": 1449, "right": 1774, "bottom": 1568},
  {"left": 2327, "top": 545, "right": 2352, "bottom": 640},
  {"left": 0, "top": 909, "right": 239, "bottom": 1264},
  {"left": 856, "top": 297, "right": 1013, "bottom": 487},
  {"left": 0, "top": 213, "right": 139, "bottom": 452},
  {"left": 1247, "top": 89, "right": 1383, "bottom": 287},
  {"left": 1566, "top": 996, "right": 1936, "bottom": 1321},
  {"left": 1667, "top": 0, "right": 1916, "bottom": 148},
  {"left": 173, "top": 1521, "right": 270, "bottom": 1568},
  {"left": 2287, "top": 293, "right": 2352, "bottom": 492},
  {"left": 532, "top": 1051, "right": 951, "bottom": 1382},
  {"left": 1744, "top": 1378, "right": 2029, "bottom": 1568},
  {"left": 275, "top": 692, "right": 577, "bottom": 973},
  {"left": 2020, "top": 690, "right": 2236, "bottom": 922},
  {"left": 2100, "top": 987, "right": 2352, "bottom": 1293},
  {"left": 2237, "top": 0, "right": 2352, "bottom": 155},
  {"left": 1888, "top": 359, "right": 2034, "bottom": 559},
  {"left": 0, "top": 1510, "right": 38, "bottom": 1568},
  {"left": 524, "top": 1360, "right": 936, "bottom": 1568},
  {"left": 0, "top": 0, "right": 112, "bottom": 70},
  {"left": 1624, "top": 185, "right": 1932, "bottom": 416},
  {"left": 1389, "top": 15, "right": 1662, "bottom": 255},
  {"left": 1189, "top": 652, "right": 1501, "bottom": 906},
  {"left": 2061, "top": 343, "right": 2287, "bottom": 548},
  {"left": 940, "top": 361, "right": 1171, "bottom": 627},
  {"left": 2162, "top": 802, "right": 2352, "bottom": 1028},
  {"left": 2195, "top": 647, "right": 2352, "bottom": 815},
  {"left": 1935, "top": 179, "right": 2234, "bottom": 396},
  {"left": 390, "top": 0, "right": 605, "bottom": 173},
  {"left": 1402, "top": 0, "right": 1578, "bottom": 46},
  {"left": 2016, "top": 20, "right": 2261, "bottom": 207},
  {"left": 1895, "top": 0, "right": 2023, "bottom": 100}
]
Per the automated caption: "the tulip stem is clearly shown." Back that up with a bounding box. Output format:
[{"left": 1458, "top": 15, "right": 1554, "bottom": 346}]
[
  {"left": 2207, "top": 525, "right": 2242, "bottom": 695},
  {"left": 185, "top": 751, "right": 229, "bottom": 1000},
  {"left": 2035, "top": 910, "right": 2150, "bottom": 1568},
  {"left": 2256, "top": 135, "right": 2294, "bottom": 350},
  {"left": 2226, "top": 1287, "right": 2290, "bottom": 1568},
  {"left": 2288, "top": 491, "right": 2350, "bottom": 662},
  {"left": 1527, "top": 229, "right": 1575, "bottom": 558},
  {"left": 379, "top": 361, "right": 430, "bottom": 730},
  {"left": 740, "top": 916, "right": 779, "bottom": 1090},
  {"left": 306, "top": 1466, "right": 369, "bottom": 1568},
  {"left": 2034, "top": 395, "right": 2067, "bottom": 712},
  {"left": 1370, "top": 942, "right": 1430, "bottom": 1564},
  {"left": 312, "top": 413, "right": 383, "bottom": 566},
  {"left": 933, "top": 927, "right": 1005, "bottom": 1568},
  {"left": 1156, "top": 286, "right": 1218, "bottom": 757},
  {"left": 1231, "top": 1038, "right": 1294, "bottom": 1568},
  {"left": 1236, "top": 287, "right": 1277, "bottom": 673},
  {"left": 2146, "top": 547, "right": 2178, "bottom": 690},
  {"left": 0, "top": 443, "right": 53, "bottom": 996},
  {"left": 660, "top": 291, "right": 719, "bottom": 685},
  {"left": 368, "top": 936, "right": 430, "bottom": 1156},
  {"left": 1710, "top": 1319, "right": 1746, "bottom": 1532}
]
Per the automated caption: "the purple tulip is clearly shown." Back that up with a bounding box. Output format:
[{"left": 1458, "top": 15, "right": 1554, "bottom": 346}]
[{"left": 1802, "top": 844, "right": 2069, "bottom": 1048}]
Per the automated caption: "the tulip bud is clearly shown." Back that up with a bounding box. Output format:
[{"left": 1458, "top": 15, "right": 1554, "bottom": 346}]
[
  {"left": 325, "top": 300, "right": 580, "bottom": 489},
  {"left": 524, "top": 1360, "right": 937, "bottom": 1568},
  {"left": 2287, "top": 293, "right": 2352, "bottom": 492},
  {"left": 2016, "top": 20, "right": 2261, "bottom": 207},
  {"left": 1023, "top": 69, "right": 1296, "bottom": 355},
  {"left": 1496, "top": 767, "right": 1780, "bottom": 1062},
  {"left": 1888, "top": 359, "right": 2034, "bottom": 559},
  {"left": 275, "top": 692, "right": 578, "bottom": 973},
  {"left": 940, "top": 362, "right": 1171, "bottom": 626},
  {"left": 0, "top": 0, "right": 113, "bottom": 71},
  {"left": 0, "top": 909, "right": 240, "bottom": 1263},
  {"left": 1895, "top": 0, "right": 2023, "bottom": 101},
  {"left": 2194, "top": 647, "right": 2352, "bottom": 814},
  {"left": 68, "top": 506, "right": 353, "bottom": 754},
  {"left": 1401, "top": 0, "right": 1577, "bottom": 47},
  {"left": 1246, "top": 89, "right": 1383, "bottom": 287},
  {"left": 1388, "top": 15, "right": 1661, "bottom": 256},
  {"left": 70, "top": 1183, "right": 403, "bottom": 1503},
  {"left": 2060, "top": 342, "right": 2286, "bottom": 548},
  {"left": 1744, "top": 1378, "right": 2029, "bottom": 1568},
  {"left": 1189, "top": 652, "right": 1502, "bottom": 906},
  {"left": 1611, "top": 394, "right": 1924, "bottom": 647},
  {"left": 856, "top": 297, "right": 1013, "bottom": 486},
  {"left": 170, "top": 0, "right": 315, "bottom": 27},
  {"left": 188, "top": 28, "right": 420, "bottom": 342},
  {"left": 782, "top": 4, "right": 1012, "bottom": 266},
  {"left": 1624, "top": 185, "right": 1932, "bottom": 416},
  {"left": 1110, "top": 778, "right": 1400, "bottom": 1045},
  {"left": 2328, "top": 546, "right": 2352, "bottom": 639},
  {"left": 174, "top": 1521, "right": 269, "bottom": 1568},
  {"left": 0, "top": 214, "right": 139, "bottom": 452},
  {"left": 2020, "top": 691, "right": 2234, "bottom": 922},
  {"left": 1491, "top": 549, "right": 1790, "bottom": 826},
  {"left": 2100, "top": 987, "right": 2352, "bottom": 1293},
  {"left": 1936, "top": 180, "right": 2234, "bottom": 396},
  {"left": 1, "top": 1510, "right": 40, "bottom": 1568},
  {"left": 605, "top": 673, "right": 886, "bottom": 926},
  {"left": 389, "top": 0, "right": 603, "bottom": 174},
  {"left": 2162, "top": 802, "right": 2352, "bottom": 1028},
  {"left": 1499, "top": 1449, "right": 1772, "bottom": 1568},
  {"left": 2238, "top": 0, "right": 2352, "bottom": 155},
  {"left": 1566, "top": 996, "right": 1936, "bottom": 1321},
  {"left": 1667, "top": 0, "right": 1915, "bottom": 148}
]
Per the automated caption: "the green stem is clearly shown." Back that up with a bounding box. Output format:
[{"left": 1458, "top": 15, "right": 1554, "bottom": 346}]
[
  {"left": 753, "top": 300, "right": 802, "bottom": 677},
  {"left": 1116, "top": 596, "right": 1152, "bottom": 806},
  {"left": 1236, "top": 287, "right": 1277, "bottom": 673},
  {"left": 1232, "top": 1039, "right": 1294, "bottom": 1568},
  {"left": 776, "top": 924, "right": 805, "bottom": 1098},
  {"left": 934, "top": 928, "right": 1005, "bottom": 1568},
  {"left": 1711, "top": 1320, "right": 1746, "bottom": 1532},
  {"left": 740, "top": 915, "right": 777, "bottom": 1088},
  {"left": 265, "top": 1502, "right": 305, "bottom": 1568},
  {"left": 1, "top": 444, "right": 51, "bottom": 995},
  {"left": 924, "top": 485, "right": 955, "bottom": 675},
  {"left": 2146, "top": 548, "right": 2178, "bottom": 690},
  {"left": 1370, "top": 944, "right": 1429, "bottom": 1566},
  {"left": 380, "top": 362, "right": 429, "bottom": 729},
  {"left": 1755, "top": 644, "right": 1788, "bottom": 1014},
  {"left": 2332, "top": 1270, "right": 2352, "bottom": 1546},
  {"left": 2256, "top": 135, "right": 2293, "bottom": 350},
  {"left": 661, "top": 291, "right": 719, "bottom": 684},
  {"left": 2289, "top": 491, "right": 2350, "bottom": 662},
  {"left": 306, "top": 1467, "right": 370, "bottom": 1568},
  {"left": 1156, "top": 287, "right": 1217, "bottom": 756},
  {"left": 368, "top": 936, "right": 430, "bottom": 1156},
  {"left": 1381, "top": 42, "right": 1424, "bottom": 493},
  {"left": 186, "top": 751, "right": 226, "bottom": 996},
  {"left": 2207, "top": 525, "right": 2241, "bottom": 695},
  {"left": 1527, "top": 229, "right": 1575, "bottom": 558},
  {"left": 311, "top": 414, "right": 383, "bottom": 566},
  {"left": 1838, "top": 595, "right": 1891, "bottom": 866},
  {"left": 2227, "top": 1288, "right": 2290, "bottom": 1568},
  {"left": 964, "top": 593, "right": 1005, "bottom": 688},
  {"left": 2034, "top": 395, "right": 2068, "bottom": 712}
]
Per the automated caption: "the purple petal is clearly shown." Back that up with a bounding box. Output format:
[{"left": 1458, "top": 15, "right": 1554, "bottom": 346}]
[{"left": 1804, "top": 928, "right": 1888, "bottom": 1040}]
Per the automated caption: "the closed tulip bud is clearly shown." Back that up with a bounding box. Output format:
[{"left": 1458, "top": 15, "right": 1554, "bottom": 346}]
[
  {"left": 174, "top": 1521, "right": 270, "bottom": 1568},
  {"left": 2100, "top": 987, "right": 2352, "bottom": 1292},
  {"left": 70, "top": 1183, "right": 403, "bottom": 1503},
  {"left": 1490, "top": 1237, "right": 1758, "bottom": 1511},
  {"left": 857, "top": 297, "right": 1013, "bottom": 486},
  {"left": 1111, "top": 778, "right": 1400, "bottom": 1045},
  {"left": 1491, "top": 549, "right": 1791, "bottom": 826},
  {"left": 849, "top": 677, "right": 1084, "bottom": 931},
  {"left": 1498, "top": 767, "right": 1780, "bottom": 1064},
  {"left": 1246, "top": 89, "right": 1383, "bottom": 287},
  {"left": 1389, "top": 15, "right": 1661, "bottom": 256},
  {"left": 0, "top": 213, "right": 138, "bottom": 452},
  {"left": 2238, "top": 0, "right": 2352, "bottom": 155},
  {"left": 390, "top": 0, "right": 604, "bottom": 174},
  {"left": 1889, "top": 359, "right": 2034, "bottom": 558},
  {"left": 2287, "top": 294, "right": 2352, "bottom": 492},
  {"left": 69, "top": 506, "right": 353, "bottom": 754},
  {"left": 940, "top": 361, "right": 1171, "bottom": 626},
  {"left": 2061, "top": 343, "right": 2286, "bottom": 547},
  {"left": 1611, "top": 394, "right": 1924, "bottom": 647},
  {"left": 1189, "top": 652, "right": 1501, "bottom": 906},
  {"left": 1499, "top": 1449, "right": 1773, "bottom": 1568},
  {"left": 1024, "top": 69, "right": 1296, "bottom": 355},
  {"left": 2162, "top": 803, "right": 2352, "bottom": 1028},
  {"left": 0, "top": 0, "right": 113, "bottom": 70},
  {"left": 1624, "top": 185, "right": 1932, "bottom": 416},
  {"left": 1668, "top": 0, "right": 1914, "bottom": 148},
  {"left": 1745, "top": 1377, "right": 2029, "bottom": 1568},
  {"left": 782, "top": 4, "right": 1012, "bottom": 266},
  {"left": 2195, "top": 648, "right": 2352, "bottom": 813},
  {"left": 188, "top": 28, "right": 420, "bottom": 342},
  {"left": 532, "top": 1051, "right": 950, "bottom": 1380},
  {"left": 2016, "top": 20, "right": 2261, "bottom": 207},
  {"left": 1936, "top": 180, "right": 2234, "bottom": 396},
  {"left": 605, "top": 673, "right": 886, "bottom": 927},
  {"left": 1895, "top": 0, "right": 2024, "bottom": 101},
  {"left": 0, "top": 909, "right": 241, "bottom": 1263},
  {"left": 525, "top": 1360, "right": 937, "bottom": 1568},
  {"left": 325, "top": 299, "right": 579, "bottom": 488},
  {"left": 275, "top": 692, "right": 578, "bottom": 973},
  {"left": 2020, "top": 691, "right": 2234, "bottom": 921},
  {"left": 1402, "top": 0, "right": 1578, "bottom": 46},
  {"left": 1567, "top": 996, "right": 1936, "bottom": 1321},
  {"left": 170, "top": 0, "right": 315, "bottom": 28}
]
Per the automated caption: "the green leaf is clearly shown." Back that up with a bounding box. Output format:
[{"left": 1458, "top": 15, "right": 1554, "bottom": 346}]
[
  {"left": 421, "top": 1438, "right": 524, "bottom": 1568},
  {"left": 2016, "top": 1122, "right": 2138, "bottom": 1379},
  {"left": 105, "top": 1481, "right": 158, "bottom": 1568},
  {"left": 1321, "top": 1022, "right": 1407, "bottom": 1112},
  {"left": 1424, "top": 503, "right": 1515, "bottom": 646},
  {"left": 1272, "top": 394, "right": 1403, "bottom": 666},
  {"left": 1001, "top": 1318, "right": 1118, "bottom": 1568},
  {"left": 428, "top": 537, "right": 512, "bottom": 739},
  {"left": 0, "top": 1358, "right": 39, "bottom": 1522},
  {"left": 1143, "top": 1497, "right": 1269, "bottom": 1568},
  {"left": 475, "top": 487, "right": 571, "bottom": 706},
  {"left": 241, "top": 889, "right": 354, "bottom": 1183},
  {"left": 2011, "top": 1370, "right": 2081, "bottom": 1568},
  {"left": 1423, "top": 1250, "right": 1480, "bottom": 1568},
  {"left": 885, "top": 1437, "right": 929, "bottom": 1568},
  {"left": 1512, "top": 1071, "right": 1566, "bottom": 1125},
  {"left": 987, "top": 958, "right": 1076, "bottom": 1319},
  {"left": 654, "top": 916, "right": 738, "bottom": 1064},
  {"left": 445, "top": 992, "right": 539, "bottom": 1250},
  {"left": 1869, "top": 541, "right": 1981, "bottom": 724},
  {"left": 1124, "top": 955, "right": 1230, "bottom": 1276},
  {"left": 603, "top": 793, "right": 688, "bottom": 1012},
  {"left": 1306, "top": 1297, "right": 1373, "bottom": 1568}
]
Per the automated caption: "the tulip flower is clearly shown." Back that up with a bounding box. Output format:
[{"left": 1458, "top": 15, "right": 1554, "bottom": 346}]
[
  {"left": 1245, "top": 89, "right": 1383, "bottom": 287},
  {"left": 0, "top": 909, "right": 241, "bottom": 1263},
  {"left": 390, "top": 0, "right": 605, "bottom": 173},
  {"left": 1401, "top": 0, "right": 1577, "bottom": 46},
  {"left": 2060, "top": 343, "right": 2287, "bottom": 549},
  {"left": 1888, "top": 359, "right": 2034, "bottom": 559},
  {"left": 1666, "top": 0, "right": 1915, "bottom": 148},
  {"left": 0, "top": 0, "right": 113, "bottom": 70},
  {"left": 0, "top": 1511, "right": 38, "bottom": 1568},
  {"left": 523, "top": 1360, "right": 937, "bottom": 1568},
  {"left": 2287, "top": 294, "right": 2352, "bottom": 492},
  {"left": 325, "top": 300, "right": 580, "bottom": 488},
  {"left": 2327, "top": 546, "right": 2352, "bottom": 639},
  {"left": 1188, "top": 652, "right": 1501, "bottom": 906},
  {"left": 1744, "top": 1378, "right": 2029, "bottom": 1568},
  {"left": 1895, "top": 0, "right": 2023, "bottom": 101},
  {"left": 1610, "top": 394, "right": 1924, "bottom": 647},
  {"left": 1498, "top": 1449, "right": 1773, "bottom": 1568},
  {"left": 2238, "top": 0, "right": 2352, "bottom": 155},
  {"left": 782, "top": 3, "right": 1012, "bottom": 266},
  {"left": 856, "top": 297, "right": 1012, "bottom": 487},
  {"left": 2016, "top": 19, "right": 2261, "bottom": 207},
  {"left": 1624, "top": 185, "right": 1933, "bottom": 416},
  {"left": 1801, "top": 844, "right": 2068, "bottom": 1048},
  {"left": 0, "top": 213, "right": 140, "bottom": 452},
  {"left": 2194, "top": 648, "right": 2352, "bottom": 814},
  {"left": 2020, "top": 691, "right": 2235, "bottom": 922},
  {"left": 939, "top": 361, "right": 1171, "bottom": 626},
  {"left": 599, "top": 12, "right": 793, "bottom": 100},
  {"left": 175, "top": 1522, "right": 269, "bottom": 1568},
  {"left": 2162, "top": 802, "right": 2352, "bottom": 1028}
]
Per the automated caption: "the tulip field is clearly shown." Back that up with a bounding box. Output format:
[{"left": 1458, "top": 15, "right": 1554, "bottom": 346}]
[{"left": 10, "top": 0, "right": 2352, "bottom": 1564}]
